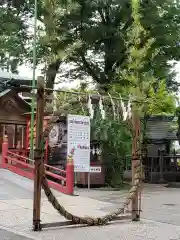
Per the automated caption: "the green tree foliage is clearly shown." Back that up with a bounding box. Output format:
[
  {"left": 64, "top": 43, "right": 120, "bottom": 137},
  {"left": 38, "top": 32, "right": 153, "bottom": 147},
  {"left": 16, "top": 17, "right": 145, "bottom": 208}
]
[
  {"left": 117, "top": 0, "right": 176, "bottom": 117},
  {"left": 1, "top": 0, "right": 180, "bottom": 91},
  {"left": 140, "top": 0, "right": 180, "bottom": 91},
  {"left": 0, "top": 3, "right": 28, "bottom": 72},
  {"left": 45, "top": 0, "right": 177, "bottom": 186},
  {"left": 91, "top": 111, "right": 132, "bottom": 187},
  {"left": 147, "top": 80, "right": 176, "bottom": 116},
  {"left": 116, "top": 0, "right": 177, "bottom": 171},
  {"left": 46, "top": 83, "right": 131, "bottom": 186}
]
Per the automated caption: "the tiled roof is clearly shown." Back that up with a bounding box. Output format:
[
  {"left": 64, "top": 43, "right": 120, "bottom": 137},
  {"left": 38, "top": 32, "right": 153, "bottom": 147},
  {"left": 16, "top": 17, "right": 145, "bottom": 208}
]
[
  {"left": 0, "top": 89, "right": 11, "bottom": 97},
  {"left": 146, "top": 116, "right": 177, "bottom": 140},
  {"left": 0, "top": 70, "right": 32, "bottom": 82},
  {"left": 0, "top": 70, "right": 35, "bottom": 92},
  {"left": 0, "top": 88, "right": 31, "bottom": 110}
]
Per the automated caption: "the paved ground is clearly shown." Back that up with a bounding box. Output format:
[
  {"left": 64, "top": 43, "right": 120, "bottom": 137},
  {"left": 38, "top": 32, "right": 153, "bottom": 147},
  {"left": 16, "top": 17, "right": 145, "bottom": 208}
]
[
  {"left": 0, "top": 228, "right": 33, "bottom": 240},
  {"left": 0, "top": 169, "right": 180, "bottom": 240},
  {"left": 77, "top": 185, "right": 180, "bottom": 226}
]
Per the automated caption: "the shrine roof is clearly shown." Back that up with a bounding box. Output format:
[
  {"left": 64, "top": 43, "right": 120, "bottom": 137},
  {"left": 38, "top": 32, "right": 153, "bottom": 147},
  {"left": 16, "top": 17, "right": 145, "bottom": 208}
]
[
  {"left": 0, "top": 70, "right": 36, "bottom": 92},
  {"left": 0, "top": 88, "right": 31, "bottom": 112},
  {"left": 0, "top": 89, "right": 11, "bottom": 97},
  {"left": 145, "top": 115, "right": 177, "bottom": 141}
]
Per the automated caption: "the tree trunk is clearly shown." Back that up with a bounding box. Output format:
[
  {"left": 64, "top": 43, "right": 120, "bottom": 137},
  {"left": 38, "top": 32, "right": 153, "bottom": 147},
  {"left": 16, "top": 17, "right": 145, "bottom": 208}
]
[
  {"left": 177, "top": 115, "right": 180, "bottom": 145},
  {"left": 45, "top": 60, "right": 61, "bottom": 90}
]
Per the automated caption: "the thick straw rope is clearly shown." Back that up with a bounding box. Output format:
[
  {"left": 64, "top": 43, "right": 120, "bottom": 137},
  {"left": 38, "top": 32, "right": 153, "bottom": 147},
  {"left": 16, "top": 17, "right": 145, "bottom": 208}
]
[{"left": 41, "top": 117, "right": 142, "bottom": 226}]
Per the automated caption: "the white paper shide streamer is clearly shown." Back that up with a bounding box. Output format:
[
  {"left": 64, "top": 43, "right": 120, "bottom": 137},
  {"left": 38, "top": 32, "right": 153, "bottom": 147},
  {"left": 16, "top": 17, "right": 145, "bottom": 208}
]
[
  {"left": 127, "top": 98, "right": 132, "bottom": 119},
  {"left": 120, "top": 95, "right": 132, "bottom": 121},
  {"left": 87, "top": 94, "right": 131, "bottom": 121},
  {"left": 87, "top": 95, "right": 105, "bottom": 119},
  {"left": 108, "top": 93, "right": 116, "bottom": 120},
  {"left": 99, "top": 96, "right": 105, "bottom": 119},
  {"left": 88, "top": 95, "right": 94, "bottom": 119},
  {"left": 53, "top": 92, "right": 57, "bottom": 113}
]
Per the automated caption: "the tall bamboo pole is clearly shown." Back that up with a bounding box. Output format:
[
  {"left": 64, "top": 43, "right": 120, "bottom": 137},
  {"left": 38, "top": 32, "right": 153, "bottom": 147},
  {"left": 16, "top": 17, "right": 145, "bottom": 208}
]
[
  {"left": 131, "top": 110, "right": 141, "bottom": 221},
  {"left": 30, "top": 0, "right": 38, "bottom": 160}
]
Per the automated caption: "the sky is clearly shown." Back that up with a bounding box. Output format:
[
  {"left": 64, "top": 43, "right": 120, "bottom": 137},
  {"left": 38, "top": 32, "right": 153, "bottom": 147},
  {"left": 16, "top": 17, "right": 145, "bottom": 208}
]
[
  {"left": 17, "top": 64, "right": 81, "bottom": 90},
  {"left": 16, "top": 17, "right": 83, "bottom": 90},
  {"left": 16, "top": 13, "right": 180, "bottom": 93},
  {"left": 174, "top": 62, "right": 180, "bottom": 83},
  {"left": 17, "top": 61, "right": 180, "bottom": 96}
]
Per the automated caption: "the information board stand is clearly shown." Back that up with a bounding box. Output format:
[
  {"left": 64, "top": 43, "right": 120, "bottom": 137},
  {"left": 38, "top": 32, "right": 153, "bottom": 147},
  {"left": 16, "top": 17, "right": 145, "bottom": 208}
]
[
  {"left": 67, "top": 114, "right": 102, "bottom": 191},
  {"left": 67, "top": 115, "right": 90, "bottom": 193}
]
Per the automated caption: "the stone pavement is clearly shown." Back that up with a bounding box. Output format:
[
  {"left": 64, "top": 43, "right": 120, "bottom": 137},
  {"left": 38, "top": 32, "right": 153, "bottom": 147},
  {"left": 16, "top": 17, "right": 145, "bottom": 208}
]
[
  {"left": 0, "top": 226, "right": 33, "bottom": 240},
  {"left": 0, "top": 169, "right": 180, "bottom": 240},
  {"left": 78, "top": 185, "right": 180, "bottom": 226}
]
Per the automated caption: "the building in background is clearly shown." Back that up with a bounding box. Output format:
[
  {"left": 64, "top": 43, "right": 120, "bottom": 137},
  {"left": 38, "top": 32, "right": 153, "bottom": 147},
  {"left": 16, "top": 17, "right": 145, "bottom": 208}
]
[
  {"left": 0, "top": 70, "right": 33, "bottom": 155},
  {"left": 144, "top": 116, "right": 179, "bottom": 183},
  {"left": 0, "top": 70, "right": 34, "bottom": 103}
]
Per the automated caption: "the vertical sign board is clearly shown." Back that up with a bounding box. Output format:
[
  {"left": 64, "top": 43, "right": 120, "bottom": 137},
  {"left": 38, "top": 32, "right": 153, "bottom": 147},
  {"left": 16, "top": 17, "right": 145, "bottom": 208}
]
[{"left": 67, "top": 114, "right": 90, "bottom": 172}]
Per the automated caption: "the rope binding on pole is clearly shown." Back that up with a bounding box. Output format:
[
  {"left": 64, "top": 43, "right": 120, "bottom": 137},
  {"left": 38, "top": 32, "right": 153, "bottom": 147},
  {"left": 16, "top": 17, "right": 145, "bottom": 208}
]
[{"left": 40, "top": 117, "right": 143, "bottom": 226}]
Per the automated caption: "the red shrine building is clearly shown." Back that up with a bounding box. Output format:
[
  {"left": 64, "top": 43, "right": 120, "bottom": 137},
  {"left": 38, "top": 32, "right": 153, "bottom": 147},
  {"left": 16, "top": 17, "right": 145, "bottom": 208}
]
[{"left": 0, "top": 71, "right": 105, "bottom": 186}]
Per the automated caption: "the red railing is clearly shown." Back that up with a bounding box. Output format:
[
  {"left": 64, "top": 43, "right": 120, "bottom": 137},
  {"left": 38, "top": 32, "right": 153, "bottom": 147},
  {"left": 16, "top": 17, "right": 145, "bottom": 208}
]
[{"left": 0, "top": 140, "right": 74, "bottom": 195}]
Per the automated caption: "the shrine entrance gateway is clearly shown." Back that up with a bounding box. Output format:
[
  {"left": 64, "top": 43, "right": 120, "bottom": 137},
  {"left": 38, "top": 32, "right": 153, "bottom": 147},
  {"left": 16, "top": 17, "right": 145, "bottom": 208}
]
[{"left": 15, "top": 76, "right": 143, "bottom": 231}]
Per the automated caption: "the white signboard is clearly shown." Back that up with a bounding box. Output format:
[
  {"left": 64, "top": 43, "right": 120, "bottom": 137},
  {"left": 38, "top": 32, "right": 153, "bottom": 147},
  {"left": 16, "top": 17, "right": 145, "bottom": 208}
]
[
  {"left": 67, "top": 114, "right": 90, "bottom": 172},
  {"left": 90, "top": 166, "right": 101, "bottom": 173}
]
